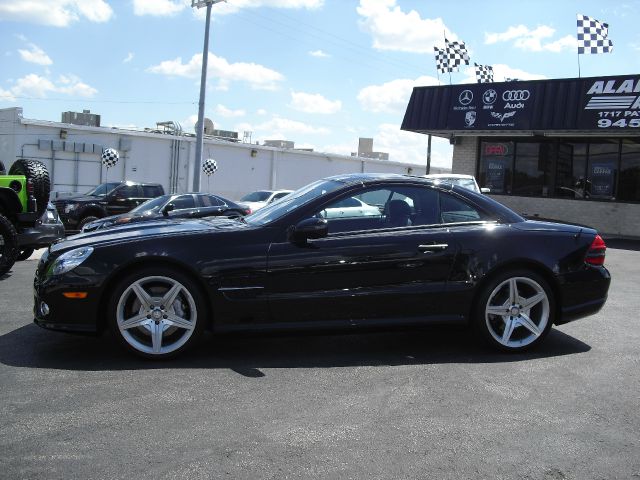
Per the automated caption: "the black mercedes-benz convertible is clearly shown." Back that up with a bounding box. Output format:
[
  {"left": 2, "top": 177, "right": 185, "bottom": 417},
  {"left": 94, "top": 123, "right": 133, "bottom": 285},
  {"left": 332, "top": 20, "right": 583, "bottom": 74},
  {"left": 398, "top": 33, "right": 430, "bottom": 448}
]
[{"left": 34, "top": 173, "right": 610, "bottom": 359}]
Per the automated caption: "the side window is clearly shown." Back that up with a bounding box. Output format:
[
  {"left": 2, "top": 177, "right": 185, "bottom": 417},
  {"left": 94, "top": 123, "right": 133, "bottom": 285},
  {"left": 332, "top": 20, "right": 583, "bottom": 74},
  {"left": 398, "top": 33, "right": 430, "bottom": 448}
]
[
  {"left": 142, "top": 185, "right": 161, "bottom": 198},
  {"left": 200, "top": 195, "right": 224, "bottom": 207},
  {"left": 312, "top": 185, "right": 440, "bottom": 234},
  {"left": 116, "top": 185, "right": 139, "bottom": 199},
  {"left": 171, "top": 195, "right": 196, "bottom": 210},
  {"left": 272, "top": 192, "right": 290, "bottom": 202},
  {"left": 439, "top": 193, "right": 484, "bottom": 223}
]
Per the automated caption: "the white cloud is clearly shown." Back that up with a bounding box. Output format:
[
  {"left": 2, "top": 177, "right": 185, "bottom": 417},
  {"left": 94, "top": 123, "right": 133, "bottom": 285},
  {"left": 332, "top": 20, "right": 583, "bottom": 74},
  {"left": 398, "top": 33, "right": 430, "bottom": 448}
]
[
  {"left": 357, "top": 0, "right": 458, "bottom": 53},
  {"left": 0, "top": 73, "right": 97, "bottom": 102},
  {"left": 358, "top": 75, "right": 439, "bottom": 114},
  {"left": 237, "top": 116, "right": 330, "bottom": 142},
  {"left": 133, "top": 0, "right": 185, "bottom": 16},
  {"left": 485, "top": 25, "right": 575, "bottom": 52},
  {"left": 18, "top": 43, "right": 52, "bottom": 66},
  {"left": 123, "top": 52, "right": 135, "bottom": 63},
  {"left": 202, "top": 0, "right": 323, "bottom": 16},
  {"left": 458, "top": 64, "right": 547, "bottom": 84},
  {"left": 290, "top": 91, "right": 341, "bottom": 114},
  {"left": 257, "top": 109, "right": 267, "bottom": 116},
  {"left": 309, "top": 49, "right": 330, "bottom": 58},
  {"left": 375, "top": 123, "right": 452, "bottom": 167},
  {"left": 147, "top": 53, "right": 284, "bottom": 90},
  {"left": 214, "top": 104, "right": 245, "bottom": 118},
  {"left": 0, "top": 0, "right": 113, "bottom": 27}
]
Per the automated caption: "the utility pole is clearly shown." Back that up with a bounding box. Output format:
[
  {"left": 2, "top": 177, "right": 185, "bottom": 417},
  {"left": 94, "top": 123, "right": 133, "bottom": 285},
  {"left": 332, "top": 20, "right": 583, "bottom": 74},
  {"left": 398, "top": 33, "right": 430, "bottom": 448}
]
[
  {"left": 191, "top": 0, "right": 224, "bottom": 192},
  {"left": 426, "top": 134, "right": 432, "bottom": 175}
]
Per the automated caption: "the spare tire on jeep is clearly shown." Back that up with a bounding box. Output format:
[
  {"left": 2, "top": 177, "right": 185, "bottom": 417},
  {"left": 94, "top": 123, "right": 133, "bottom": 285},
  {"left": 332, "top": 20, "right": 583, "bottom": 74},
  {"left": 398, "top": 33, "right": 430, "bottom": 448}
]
[{"left": 9, "top": 159, "right": 51, "bottom": 214}]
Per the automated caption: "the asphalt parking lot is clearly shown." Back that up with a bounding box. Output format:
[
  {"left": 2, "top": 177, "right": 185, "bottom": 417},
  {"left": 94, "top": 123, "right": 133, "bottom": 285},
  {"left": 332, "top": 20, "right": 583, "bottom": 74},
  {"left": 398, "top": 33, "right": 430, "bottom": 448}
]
[{"left": 1, "top": 242, "right": 639, "bottom": 480}]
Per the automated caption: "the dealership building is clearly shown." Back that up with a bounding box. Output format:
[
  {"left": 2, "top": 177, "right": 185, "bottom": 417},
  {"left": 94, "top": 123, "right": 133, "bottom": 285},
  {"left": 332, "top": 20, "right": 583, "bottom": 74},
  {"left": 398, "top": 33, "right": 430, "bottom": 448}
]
[{"left": 403, "top": 74, "right": 640, "bottom": 239}]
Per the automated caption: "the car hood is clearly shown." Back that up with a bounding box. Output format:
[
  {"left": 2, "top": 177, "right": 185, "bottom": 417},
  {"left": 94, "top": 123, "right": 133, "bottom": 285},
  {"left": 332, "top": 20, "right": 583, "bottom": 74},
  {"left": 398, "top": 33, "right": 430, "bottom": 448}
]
[{"left": 50, "top": 216, "right": 250, "bottom": 254}]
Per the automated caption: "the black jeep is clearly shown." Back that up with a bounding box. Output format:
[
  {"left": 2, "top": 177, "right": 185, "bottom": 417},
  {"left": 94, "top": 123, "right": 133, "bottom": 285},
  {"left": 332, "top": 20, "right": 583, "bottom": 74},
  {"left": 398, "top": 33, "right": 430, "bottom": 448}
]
[{"left": 53, "top": 181, "right": 165, "bottom": 232}]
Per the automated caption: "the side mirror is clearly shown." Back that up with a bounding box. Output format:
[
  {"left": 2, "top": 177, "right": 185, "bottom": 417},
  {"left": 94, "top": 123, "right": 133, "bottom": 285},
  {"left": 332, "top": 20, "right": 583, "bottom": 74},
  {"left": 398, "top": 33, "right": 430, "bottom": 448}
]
[
  {"left": 289, "top": 217, "right": 328, "bottom": 243},
  {"left": 162, "top": 203, "right": 175, "bottom": 216},
  {"left": 480, "top": 187, "right": 491, "bottom": 194}
]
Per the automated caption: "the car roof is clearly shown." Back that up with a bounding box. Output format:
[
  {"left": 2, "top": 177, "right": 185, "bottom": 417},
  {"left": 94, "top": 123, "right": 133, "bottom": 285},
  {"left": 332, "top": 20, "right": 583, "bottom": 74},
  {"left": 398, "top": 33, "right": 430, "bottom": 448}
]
[{"left": 423, "top": 174, "right": 474, "bottom": 179}]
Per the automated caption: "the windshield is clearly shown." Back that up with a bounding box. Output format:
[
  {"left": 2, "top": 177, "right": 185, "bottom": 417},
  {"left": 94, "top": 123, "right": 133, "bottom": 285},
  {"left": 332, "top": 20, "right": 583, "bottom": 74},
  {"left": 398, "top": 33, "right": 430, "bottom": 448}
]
[
  {"left": 434, "top": 177, "right": 479, "bottom": 193},
  {"left": 85, "top": 182, "right": 121, "bottom": 196},
  {"left": 245, "top": 179, "right": 344, "bottom": 226},
  {"left": 130, "top": 195, "right": 170, "bottom": 214},
  {"left": 241, "top": 191, "right": 272, "bottom": 202}
]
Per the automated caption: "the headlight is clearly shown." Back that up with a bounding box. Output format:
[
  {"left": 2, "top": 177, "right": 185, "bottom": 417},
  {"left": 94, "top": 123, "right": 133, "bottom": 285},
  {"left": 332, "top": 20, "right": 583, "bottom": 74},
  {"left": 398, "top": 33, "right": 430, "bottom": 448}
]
[
  {"left": 64, "top": 204, "right": 77, "bottom": 214},
  {"left": 46, "top": 247, "right": 94, "bottom": 277}
]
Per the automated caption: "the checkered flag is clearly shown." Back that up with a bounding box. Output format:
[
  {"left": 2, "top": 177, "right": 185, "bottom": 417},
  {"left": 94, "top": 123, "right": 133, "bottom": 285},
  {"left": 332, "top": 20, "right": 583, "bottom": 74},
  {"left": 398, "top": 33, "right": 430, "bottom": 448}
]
[
  {"left": 202, "top": 158, "right": 218, "bottom": 176},
  {"left": 474, "top": 63, "right": 494, "bottom": 83},
  {"left": 101, "top": 148, "right": 119, "bottom": 168},
  {"left": 577, "top": 14, "right": 613, "bottom": 54},
  {"left": 434, "top": 46, "right": 452, "bottom": 74},
  {"left": 445, "top": 38, "right": 470, "bottom": 71}
]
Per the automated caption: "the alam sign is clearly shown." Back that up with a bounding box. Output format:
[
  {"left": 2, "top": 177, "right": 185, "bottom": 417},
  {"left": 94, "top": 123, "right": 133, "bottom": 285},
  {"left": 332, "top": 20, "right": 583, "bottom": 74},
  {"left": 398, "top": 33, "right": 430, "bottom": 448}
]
[{"left": 401, "top": 74, "right": 640, "bottom": 134}]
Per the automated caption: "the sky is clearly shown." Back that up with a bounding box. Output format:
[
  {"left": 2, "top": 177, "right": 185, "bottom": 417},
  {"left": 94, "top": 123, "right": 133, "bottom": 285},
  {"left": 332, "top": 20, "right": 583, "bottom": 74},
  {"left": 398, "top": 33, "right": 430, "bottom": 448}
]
[{"left": 1, "top": 0, "right": 639, "bottom": 169}]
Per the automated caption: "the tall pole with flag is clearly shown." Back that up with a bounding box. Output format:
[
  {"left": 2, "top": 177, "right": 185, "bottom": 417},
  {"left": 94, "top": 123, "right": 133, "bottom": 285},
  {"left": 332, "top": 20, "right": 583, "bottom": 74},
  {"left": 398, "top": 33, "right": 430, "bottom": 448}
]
[{"left": 576, "top": 13, "right": 614, "bottom": 77}]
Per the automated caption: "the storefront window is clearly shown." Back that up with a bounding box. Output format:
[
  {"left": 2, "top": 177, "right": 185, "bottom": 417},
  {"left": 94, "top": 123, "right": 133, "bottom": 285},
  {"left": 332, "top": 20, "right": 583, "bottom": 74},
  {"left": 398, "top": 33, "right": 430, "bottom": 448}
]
[
  {"left": 619, "top": 139, "right": 640, "bottom": 202},
  {"left": 478, "top": 141, "right": 513, "bottom": 194},
  {"left": 555, "top": 142, "right": 588, "bottom": 199},
  {"left": 513, "top": 143, "right": 545, "bottom": 196},
  {"left": 587, "top": 141, "right": 619, "bottom": 200}
]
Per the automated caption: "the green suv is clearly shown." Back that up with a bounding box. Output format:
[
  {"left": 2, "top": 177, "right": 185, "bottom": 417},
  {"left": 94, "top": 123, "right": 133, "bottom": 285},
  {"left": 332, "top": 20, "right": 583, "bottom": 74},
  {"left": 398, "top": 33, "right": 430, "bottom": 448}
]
[{"left": 0, "top": 159, "right": 64, "bottom": 276}]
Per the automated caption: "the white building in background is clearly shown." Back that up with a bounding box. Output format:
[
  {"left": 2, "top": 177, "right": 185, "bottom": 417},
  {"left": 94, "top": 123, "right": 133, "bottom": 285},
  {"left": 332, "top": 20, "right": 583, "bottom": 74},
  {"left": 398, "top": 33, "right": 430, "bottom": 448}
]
[{"left": 0, "top": 107, "right": 448, "bottom": 201}]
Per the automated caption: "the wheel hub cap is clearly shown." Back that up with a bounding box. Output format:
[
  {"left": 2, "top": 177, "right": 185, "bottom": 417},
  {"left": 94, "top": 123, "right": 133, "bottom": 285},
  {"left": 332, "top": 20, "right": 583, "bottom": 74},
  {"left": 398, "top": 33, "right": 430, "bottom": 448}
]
[
  {"left": 151, "top": 308, "right": 163, "bottom": 320},
  {"left": 510, "top": 305, "right": 521, "bottom": 316}
]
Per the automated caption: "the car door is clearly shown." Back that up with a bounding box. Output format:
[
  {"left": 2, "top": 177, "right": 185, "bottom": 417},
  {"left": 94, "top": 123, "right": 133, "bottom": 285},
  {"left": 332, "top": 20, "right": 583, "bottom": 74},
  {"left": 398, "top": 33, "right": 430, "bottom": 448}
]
[
  {"left": 107, "top": 184, "right": 140, "bottom": 216},
  {"left": 266, "top": 184, "right": 460, "bottom": 326}
]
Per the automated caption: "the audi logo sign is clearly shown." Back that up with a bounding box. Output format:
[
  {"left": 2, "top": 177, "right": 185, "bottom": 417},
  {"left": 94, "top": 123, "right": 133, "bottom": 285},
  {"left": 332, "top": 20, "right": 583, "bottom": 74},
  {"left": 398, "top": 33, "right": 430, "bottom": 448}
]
[{"left": 502, "top": 90, "right": 530, "bottom": 101}]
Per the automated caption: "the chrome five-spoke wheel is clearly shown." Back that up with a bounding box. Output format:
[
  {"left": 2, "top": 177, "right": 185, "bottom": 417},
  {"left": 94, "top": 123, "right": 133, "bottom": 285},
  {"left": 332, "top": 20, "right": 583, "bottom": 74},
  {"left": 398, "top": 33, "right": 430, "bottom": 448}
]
[
  {"left": 110, "top": 269, "right": 204, "bottom": 358},
  {"left": 477, "top": 271, "right": 554, "bottom": 351}
]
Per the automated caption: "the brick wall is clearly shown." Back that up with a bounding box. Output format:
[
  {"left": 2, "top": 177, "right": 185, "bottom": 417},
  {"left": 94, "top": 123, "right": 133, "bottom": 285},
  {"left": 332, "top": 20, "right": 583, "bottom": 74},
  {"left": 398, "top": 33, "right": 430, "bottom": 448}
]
[{"left": 451, "top": 137, "right": 477, "bottom": 175}]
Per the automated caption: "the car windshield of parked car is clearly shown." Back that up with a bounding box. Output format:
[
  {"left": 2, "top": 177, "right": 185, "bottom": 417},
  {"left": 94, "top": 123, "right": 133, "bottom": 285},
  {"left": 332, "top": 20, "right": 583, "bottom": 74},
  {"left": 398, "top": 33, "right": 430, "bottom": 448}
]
[
  {"left": 85, "top": 182, "right": 121, "bottom": 197},
  {"left": 241, "top": 191, "right": 272, "bottom": 202},
  {"left": 245, "top": 179, "right": 344, "bottom": 226},
  {"left": 435, "top": 177, "right": 479, "bottom": 193},
  {"left": 129, "top": 195, "right": 170, "bottom": 214}
]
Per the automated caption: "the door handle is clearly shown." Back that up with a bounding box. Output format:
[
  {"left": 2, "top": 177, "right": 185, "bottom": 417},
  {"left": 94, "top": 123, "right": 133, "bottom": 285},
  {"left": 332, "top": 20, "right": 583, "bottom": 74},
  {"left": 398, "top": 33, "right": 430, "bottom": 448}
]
[{"left": 418, "top": 243, "right": 448, "bottom": 252}]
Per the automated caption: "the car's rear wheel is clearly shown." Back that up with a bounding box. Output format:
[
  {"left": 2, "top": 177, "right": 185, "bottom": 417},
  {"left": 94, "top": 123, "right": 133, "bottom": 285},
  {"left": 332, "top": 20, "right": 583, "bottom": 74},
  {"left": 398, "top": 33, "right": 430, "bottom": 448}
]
[
  {"left": 0, "top": 214, "right": 19, "bottom": 276},
  {"left": 475, "top": 270, "right": 554, "bottom": 352},
  {"left": 108, "top": 267, "right": 206, "bottom": 359},
  {"left": 9, "top": 159, "right": 51, "bottom": 214}
]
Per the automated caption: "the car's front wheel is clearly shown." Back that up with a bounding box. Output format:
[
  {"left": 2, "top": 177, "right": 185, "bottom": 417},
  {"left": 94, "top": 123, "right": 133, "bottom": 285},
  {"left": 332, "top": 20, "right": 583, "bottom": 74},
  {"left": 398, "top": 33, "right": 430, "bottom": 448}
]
[
  {"left": 108, "top": 267, "right": 206, "bottom": 359},
  {"left": 474, "top": 270, "right": 554, "bottom": 352}
]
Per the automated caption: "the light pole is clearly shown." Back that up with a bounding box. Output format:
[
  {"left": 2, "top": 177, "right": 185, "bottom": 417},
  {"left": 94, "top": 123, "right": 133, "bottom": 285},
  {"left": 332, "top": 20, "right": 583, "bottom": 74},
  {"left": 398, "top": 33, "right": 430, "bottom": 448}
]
[{"left": 191, "top": 0, "right": 224, "bottom": 192}]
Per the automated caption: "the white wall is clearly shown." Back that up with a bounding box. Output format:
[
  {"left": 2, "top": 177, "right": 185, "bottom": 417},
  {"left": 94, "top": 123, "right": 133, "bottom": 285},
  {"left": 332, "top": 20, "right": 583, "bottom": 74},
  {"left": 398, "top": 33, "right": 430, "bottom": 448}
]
[{"left": 1, "top": 107, "right": 427, "bottom": 202}]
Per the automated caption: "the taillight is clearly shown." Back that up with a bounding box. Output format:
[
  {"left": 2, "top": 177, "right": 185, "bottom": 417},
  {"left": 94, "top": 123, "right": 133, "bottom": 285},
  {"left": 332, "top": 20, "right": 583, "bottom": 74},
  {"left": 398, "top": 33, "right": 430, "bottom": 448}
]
[
  {"left": 26, "top": 178, "right": 34, "bottom": 194},
  {"left": 585, "top": 234, "right": 606, "bottom": 266}
]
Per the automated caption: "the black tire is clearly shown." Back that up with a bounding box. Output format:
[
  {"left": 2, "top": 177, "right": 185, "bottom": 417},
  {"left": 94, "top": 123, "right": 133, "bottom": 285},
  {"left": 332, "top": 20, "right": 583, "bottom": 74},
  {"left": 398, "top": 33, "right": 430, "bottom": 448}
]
[
  {"left": 473, "top": 269, "right": 555, "bottom": 352},
  {"left": 108, "top": 266, "right": 206, "bottom": 359},
  {"left": 78, "top": 216, "right": 99, "bottom": 231},
  {"left": 0, "top": 214, "right": 19, "bottom": 276},
  {"left": 9, "top": 159, "right": 51, "bottom": 214},
  {"left": 16, "top": 248, "right": 35, "bottom": 261}
]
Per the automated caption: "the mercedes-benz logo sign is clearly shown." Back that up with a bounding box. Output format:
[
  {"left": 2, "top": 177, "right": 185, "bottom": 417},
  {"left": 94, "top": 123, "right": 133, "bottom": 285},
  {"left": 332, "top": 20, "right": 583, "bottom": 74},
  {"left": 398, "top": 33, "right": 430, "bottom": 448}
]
[
  {"left": 483, "top": 89, "right": 497, "bottom": 105},
  {"left": 459, "top": 90, "right": 473, "bottom": 106},
  {"left": 502, "top": 90, "right": 530, "bottom": 101}
]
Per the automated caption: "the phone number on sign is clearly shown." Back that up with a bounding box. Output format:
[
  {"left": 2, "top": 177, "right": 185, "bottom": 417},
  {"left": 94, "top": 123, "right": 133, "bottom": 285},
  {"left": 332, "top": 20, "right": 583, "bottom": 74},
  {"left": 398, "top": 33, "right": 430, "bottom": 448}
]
[{"left": 598, "top": 119, "right": 640, "bottom": 128}]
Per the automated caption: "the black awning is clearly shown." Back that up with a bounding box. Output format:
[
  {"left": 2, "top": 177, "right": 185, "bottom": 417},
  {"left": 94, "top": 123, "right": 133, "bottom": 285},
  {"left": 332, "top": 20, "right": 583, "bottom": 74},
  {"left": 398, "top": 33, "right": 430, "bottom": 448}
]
[{"left": 401, "top": 74, "right": 640, "bottom": 137}]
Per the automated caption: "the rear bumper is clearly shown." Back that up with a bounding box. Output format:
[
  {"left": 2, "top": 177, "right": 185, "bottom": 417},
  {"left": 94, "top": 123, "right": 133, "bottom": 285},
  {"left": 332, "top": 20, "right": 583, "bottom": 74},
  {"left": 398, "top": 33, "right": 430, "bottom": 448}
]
[
  {"left": 18, "top": 221, "right": 65, "bottom": 249},
  {"left": 555, "top": 265, "right": 611, "bottom": 325}
]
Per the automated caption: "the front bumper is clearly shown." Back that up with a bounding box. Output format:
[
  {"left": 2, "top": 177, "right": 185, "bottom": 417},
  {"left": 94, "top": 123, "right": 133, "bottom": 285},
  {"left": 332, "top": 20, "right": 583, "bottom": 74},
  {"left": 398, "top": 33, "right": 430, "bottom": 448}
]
[{"left": 33, "top": 270, "right": 103, "bottom": 335}]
